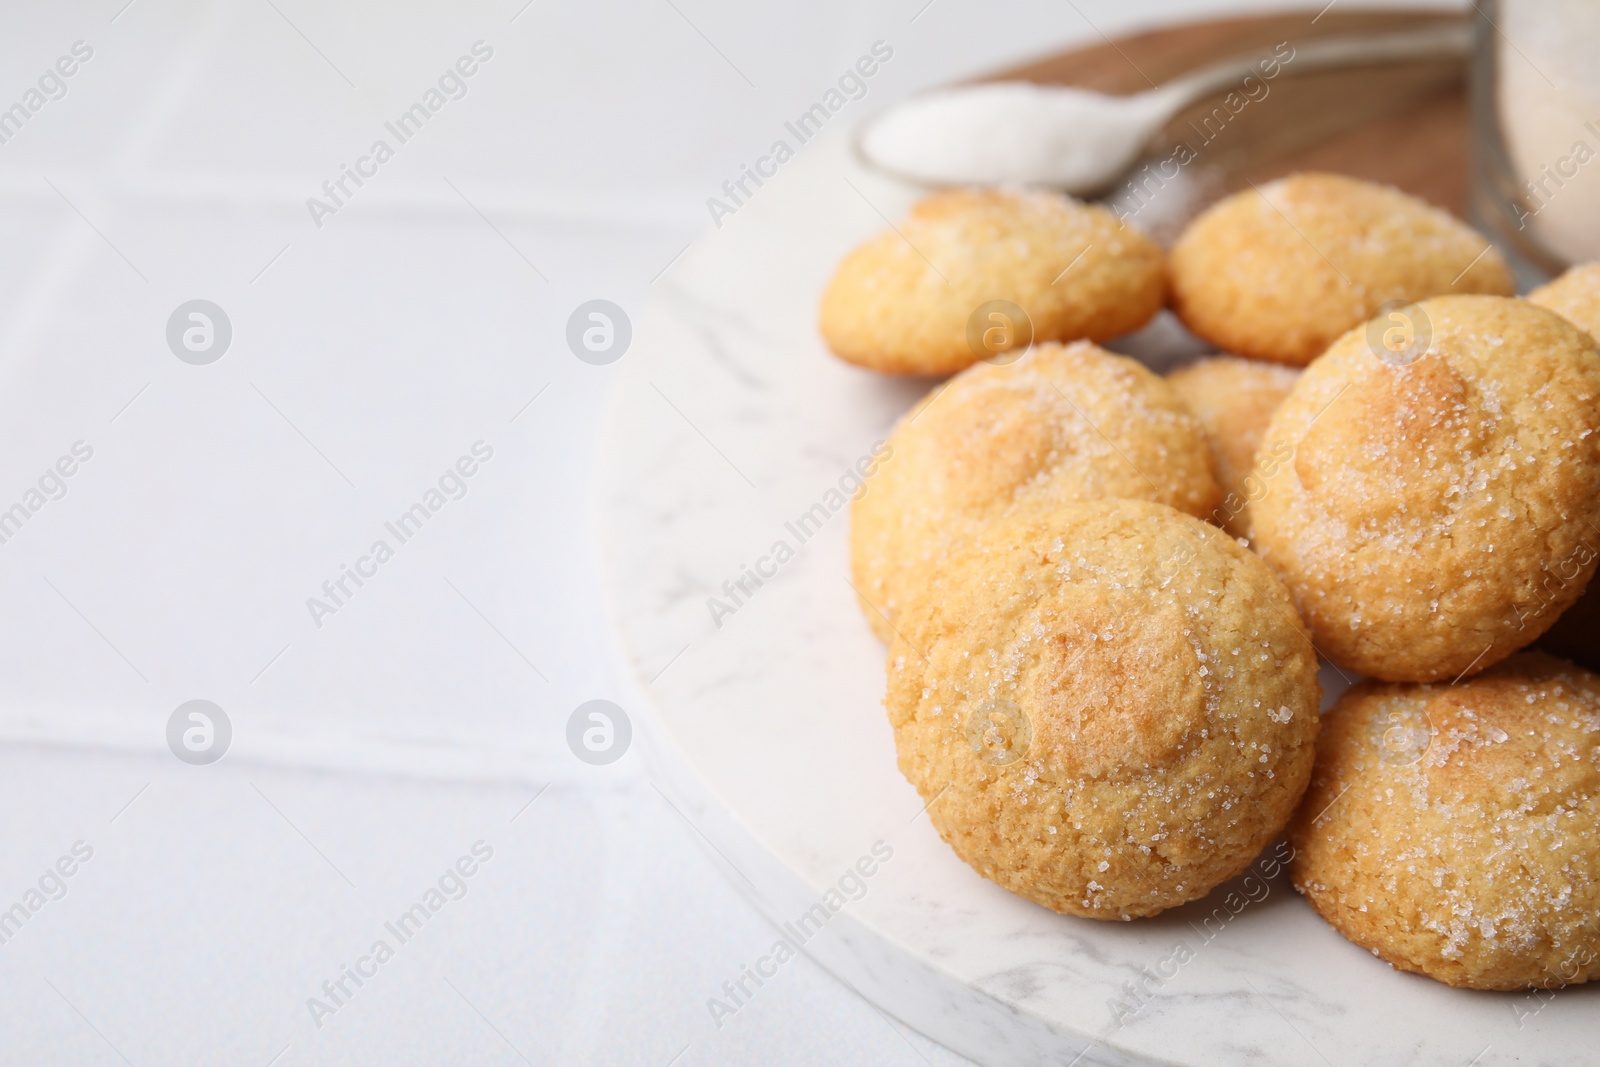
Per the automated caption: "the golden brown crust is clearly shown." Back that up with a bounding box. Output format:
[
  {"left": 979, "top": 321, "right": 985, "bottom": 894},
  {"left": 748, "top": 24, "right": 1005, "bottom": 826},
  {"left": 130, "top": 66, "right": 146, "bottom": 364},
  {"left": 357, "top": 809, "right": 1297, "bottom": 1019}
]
[
  {"left": 850, "top": 341, "right": 1221, "bottom": 643},
  {"left": 1167, "top": 356, "right": 1302, "bottom": 538},
  {"left": 1169, "top": 173, "right": 1514, "bottom": 366},
  {"left": 819, "top": 188, "right": 1166, "bottom": 376},
  {"left": 1251, "top": 295, "right": 1600, "bottom": 682},
  {"left": 1289, "top": 653, "right": 1600, "bottom": 990},
  {"left": 888, "top": 499, "right": 1321, "bottom": 919},
  {"left": 1528, "top": 262, "right": 1600, "bottom": 342}
]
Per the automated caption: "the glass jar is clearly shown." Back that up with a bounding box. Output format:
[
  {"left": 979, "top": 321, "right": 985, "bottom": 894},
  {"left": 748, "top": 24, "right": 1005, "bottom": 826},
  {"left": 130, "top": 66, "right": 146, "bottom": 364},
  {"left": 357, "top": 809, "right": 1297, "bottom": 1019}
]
[{"left": 1471, "top": 0, "right": 1600, "bottom": 283}]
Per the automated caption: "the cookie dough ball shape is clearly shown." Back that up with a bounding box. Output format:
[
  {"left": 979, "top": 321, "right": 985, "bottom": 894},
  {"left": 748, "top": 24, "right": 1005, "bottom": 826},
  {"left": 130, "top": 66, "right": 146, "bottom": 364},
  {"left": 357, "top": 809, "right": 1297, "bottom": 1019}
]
[
  {"left": 887, "top": 499, "right": 1321, "bottom": 920},
  {"left": 1289, "top": 654, "right": 1600, "bottom": 990},
  {"left": 819, "top": 188, "right": 1166, "bottom": 376},
  {"left": 1168, "top": 355, "right": 1302, "bottom": 538},
  {"left": 1169, "top": 173, "right": 1514, "bottom": 366},
  {"left": 850, "top": 341, "right": 1220, "bottom": 643},
  {"left": 1251, "top": 295, "right": 1600, "bottom": 682}
]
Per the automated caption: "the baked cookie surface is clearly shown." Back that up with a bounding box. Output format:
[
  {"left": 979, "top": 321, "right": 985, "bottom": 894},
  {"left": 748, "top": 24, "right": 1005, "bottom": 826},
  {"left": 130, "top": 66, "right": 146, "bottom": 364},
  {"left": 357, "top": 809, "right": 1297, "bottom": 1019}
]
[
  {"left": 819, "top": 188, "right": 1165, "bottom": 375},
  {"left": 1529, "top": 262, "right": 1600, "bottom": 341},
  {"left": 1251, "top": 295, "right": 1600, "bottom": 682},
  {"left": 1167, "top": 355, "right": 1301, "bottom": 538},
  {"left": 887, "top": 498, "right": 1321, "bottom": 920},
  {"left": 1169, "top": 173, "right": 1514, "bottom": 366},
  {"left": 850, "top": 341, "right": 1219, "bottom": 643},
  {"left": 1289, "top": 653, "right": 1600, "bottom": 990}
]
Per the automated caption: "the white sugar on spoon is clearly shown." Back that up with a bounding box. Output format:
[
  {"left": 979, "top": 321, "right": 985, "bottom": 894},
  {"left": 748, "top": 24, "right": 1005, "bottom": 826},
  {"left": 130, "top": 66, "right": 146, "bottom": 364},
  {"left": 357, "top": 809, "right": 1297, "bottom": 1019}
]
[{"left": 858, "top": 22, "right": 1471, "bottom": 194}]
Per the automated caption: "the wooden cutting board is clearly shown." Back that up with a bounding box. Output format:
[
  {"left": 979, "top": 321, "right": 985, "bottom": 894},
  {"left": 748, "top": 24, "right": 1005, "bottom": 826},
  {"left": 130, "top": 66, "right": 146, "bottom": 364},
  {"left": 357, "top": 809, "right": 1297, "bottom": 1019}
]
[{"left": 990, "top": 9, "right": 1471, "bottom": 243}]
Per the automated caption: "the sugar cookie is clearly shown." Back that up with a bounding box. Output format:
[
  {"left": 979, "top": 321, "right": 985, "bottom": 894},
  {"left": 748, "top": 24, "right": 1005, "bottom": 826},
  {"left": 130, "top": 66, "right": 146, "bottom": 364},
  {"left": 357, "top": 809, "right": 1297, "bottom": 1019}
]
[
  {"left": 1169, "top": 173, "right": 1514, "bottom": 365},
  {"left": 850, "top": 341, "right": 1220, "bottom": 643},
  {"left": 1289, "top": 653, "right": 1600, "bottom": 990},
  {"left": 1251, "top": 295, "right": 1600, "bottom": 682},
  {"left": 820, "top": 188, "right": 1165, "bottom": 375},
  {"left": 887, "top": 498, "right": 1321, "bottom": 919}
]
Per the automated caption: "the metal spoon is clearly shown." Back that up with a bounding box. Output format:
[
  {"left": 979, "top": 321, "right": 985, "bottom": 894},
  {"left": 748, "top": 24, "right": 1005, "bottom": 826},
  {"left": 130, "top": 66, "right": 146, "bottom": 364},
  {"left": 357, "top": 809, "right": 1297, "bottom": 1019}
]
[{"left": 857, "top": 22, "right": 1471, "bottom": 194}]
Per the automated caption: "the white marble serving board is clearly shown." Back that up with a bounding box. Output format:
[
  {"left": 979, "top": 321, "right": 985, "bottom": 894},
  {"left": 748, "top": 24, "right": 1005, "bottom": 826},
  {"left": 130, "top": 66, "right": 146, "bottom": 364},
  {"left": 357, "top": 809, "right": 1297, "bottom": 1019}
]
[{"left": 595, "top": 127, "right": 1595, "bottom": 1066}]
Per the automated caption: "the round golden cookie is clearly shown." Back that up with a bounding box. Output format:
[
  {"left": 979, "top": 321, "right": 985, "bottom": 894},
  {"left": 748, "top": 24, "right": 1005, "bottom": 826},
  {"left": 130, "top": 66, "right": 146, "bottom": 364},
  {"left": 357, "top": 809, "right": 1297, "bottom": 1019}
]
[
  {"left": 1169, "top": 173, "right": 1514, "bottom": 366},
  {"left": 819, "top": 188, "right": 1165, "bottom": 375},
  {"left": 887, "top": 499, "right": 1321, "bottom": 920},
  {"left": 850, "top": 341, "right": 1220, "bottom": 643},
  {"left": 1289, "top": 653, "right": 1600, "bottom": 990},
  {"left": 1167, "top": 355, "right": 1301, "bottom": 538},
  {"left": 1251, "top": 295, "right": 1600, "bottom": 683}
]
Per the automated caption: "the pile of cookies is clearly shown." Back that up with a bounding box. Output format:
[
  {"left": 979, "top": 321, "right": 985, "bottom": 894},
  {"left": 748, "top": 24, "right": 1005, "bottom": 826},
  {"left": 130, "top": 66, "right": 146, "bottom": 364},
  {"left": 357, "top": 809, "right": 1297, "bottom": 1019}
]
[{"left": 821, "top": 173, "right": 1600, "bottom": 990}]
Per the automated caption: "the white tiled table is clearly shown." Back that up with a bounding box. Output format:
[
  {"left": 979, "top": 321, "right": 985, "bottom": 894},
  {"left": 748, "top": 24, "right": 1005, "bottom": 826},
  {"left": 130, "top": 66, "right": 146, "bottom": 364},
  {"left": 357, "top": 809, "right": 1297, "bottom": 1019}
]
[{"left": 0, "top": 1, "right": 1454, "bottom": 1062}]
